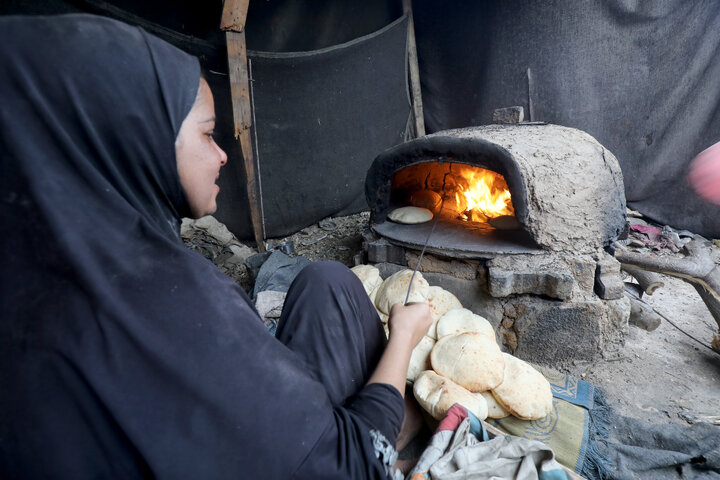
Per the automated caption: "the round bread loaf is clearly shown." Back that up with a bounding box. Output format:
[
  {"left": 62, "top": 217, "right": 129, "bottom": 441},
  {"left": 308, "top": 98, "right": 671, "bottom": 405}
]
[
  {"left": 350, "top": 264, "right": 382, "bottom": 296},
  {"left": 408, "top": 189, "right": 442, "bottom": 214},
  {"left": 369, "top": 285, "right": 379, "bottom": 305},
  {"left": 388, "top": 206, "right": 433, "bottom": 224},
  {"left": 477, "top": 391, "right": 510, "bottom": 419},
  {"left": 374, "top": 269, "right": 429, "bottom": 315},
  {"left": 427, "top": 287, "right": 463, "bottom": 321},
  {"left": 436, "top": 308, "right": 495, "bottom": 340},
  {"left": 425, "top": 286, "right": 462, "bottom": 339},
  {"left": 491, "top": 353, "right": 553, "bottom": 420},
  {"left": 413, "top": 370, "right": 488, "bottom": 421},
  {"left": 431, "top": 332, "right": 505, "bottom": 392},
  {"left": 406, "top": 336, "right": 435, "bottom": 382}
]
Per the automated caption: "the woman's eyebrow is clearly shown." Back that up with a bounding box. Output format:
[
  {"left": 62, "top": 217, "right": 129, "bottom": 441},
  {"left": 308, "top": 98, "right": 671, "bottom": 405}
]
[{"left": 199, "top": 117, "right": 215, "bottom": 124}]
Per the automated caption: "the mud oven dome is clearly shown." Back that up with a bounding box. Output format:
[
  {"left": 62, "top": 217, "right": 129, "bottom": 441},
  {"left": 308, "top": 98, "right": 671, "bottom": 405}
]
[{"left": 364, "top": 124, "right": 631, "bottom": 365}]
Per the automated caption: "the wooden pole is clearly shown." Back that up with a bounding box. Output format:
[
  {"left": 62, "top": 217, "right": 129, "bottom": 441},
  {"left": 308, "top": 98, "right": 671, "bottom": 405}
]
[
  {"left": 403, "top": 0, "right": 425, "bottom": 137},
  {"left": 221, "top": 0, "right": 265, "bottom": 251}
]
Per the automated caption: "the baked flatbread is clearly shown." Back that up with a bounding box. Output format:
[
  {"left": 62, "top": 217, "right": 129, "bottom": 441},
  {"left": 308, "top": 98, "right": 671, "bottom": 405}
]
[
  {"left": 374, "top": 269, "right": 429, "bottom": 315},
  {"left": 477, "top": 391, "right": 510, "bottom": 419},
  {"left": 431, "top": 332, "right": 505, "bottom": 392},
  {"left": 350, "top": 264, "right": 382, "bottom": 296},
  {"left": 369, "top": 285, "right": 380, "bottom": 305},
  {"left": 423, "top": 287, "right": 458, "bottom": 338},
  {"left": 436, "top": 308, "right": 495, "bottom": 340},
  {"left": 409, "top": 189, "right": 442, "bottom": 214},
  {"left": 406, "top": 336, "right": 435, "bottom": 382},
  {"left": 388, "top": 206, "right": 433, "bottom": 224},
  {"left": 491, "top": 353, "right": 553, "bottom": 420},
  {"left": 413, "top": 370, "right": 488, "bottom": 421},
  {"left": 427, "top": 286, "right": 463, "bottom": 321}
]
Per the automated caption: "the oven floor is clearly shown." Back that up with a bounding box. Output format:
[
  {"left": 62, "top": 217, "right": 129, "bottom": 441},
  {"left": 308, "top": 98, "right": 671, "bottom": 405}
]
[{"left": 373, "top": 217, "right": 540, "bottom": 258}]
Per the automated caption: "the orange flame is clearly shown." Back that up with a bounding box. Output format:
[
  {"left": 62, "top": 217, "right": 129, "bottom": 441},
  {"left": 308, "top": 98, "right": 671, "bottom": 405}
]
[{"left": 454, "top": 168, "right": 514, "bottom": 222}]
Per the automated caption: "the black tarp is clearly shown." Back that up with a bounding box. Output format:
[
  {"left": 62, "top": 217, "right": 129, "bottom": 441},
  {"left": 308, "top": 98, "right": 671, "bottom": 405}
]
[
  {"left": 247, "top": 15, "right": 410, "bottom": 237},
  {"left": 3, "top": 0, "right": 720, "bottom": 239},
  {"left": 412, "top": 0, "right": 720, "bottom": 238}
]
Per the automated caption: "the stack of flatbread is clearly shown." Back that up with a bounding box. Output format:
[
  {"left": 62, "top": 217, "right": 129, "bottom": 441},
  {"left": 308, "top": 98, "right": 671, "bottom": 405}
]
[{"left": 351, "top": 265, "right": 553, "bottom": 423}]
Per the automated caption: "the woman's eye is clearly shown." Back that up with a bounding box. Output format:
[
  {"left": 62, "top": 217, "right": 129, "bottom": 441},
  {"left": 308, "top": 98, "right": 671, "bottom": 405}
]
[{"left": 206, "top": 131, "right": 216, "bottom": 140}]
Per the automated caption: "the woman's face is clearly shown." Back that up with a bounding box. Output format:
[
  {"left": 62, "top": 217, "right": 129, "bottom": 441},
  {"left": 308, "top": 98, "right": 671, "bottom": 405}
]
[{"left": 176, "top": 79, "right": 228, "bottom": 219}]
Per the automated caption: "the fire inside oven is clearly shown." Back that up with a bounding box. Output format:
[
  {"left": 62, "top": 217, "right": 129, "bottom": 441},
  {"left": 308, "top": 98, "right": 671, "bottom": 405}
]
[
  {"left": 373, "top": 160, "right": 540, "bottom": 258},
  {"left": 391, "top": 162, "right": 515, "bottom": 225}
]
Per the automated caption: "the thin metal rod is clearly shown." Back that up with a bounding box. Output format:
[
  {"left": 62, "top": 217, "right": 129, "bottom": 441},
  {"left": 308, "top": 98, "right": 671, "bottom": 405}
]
[
  {"left": 248, "top": 58, "right": 266, "bottom": 241},
  {"left": 404, "top": 169, "right": 451, "bottom": 304},
  {"left": 404, "top": 211, "right": 441, "bottom": 305}
]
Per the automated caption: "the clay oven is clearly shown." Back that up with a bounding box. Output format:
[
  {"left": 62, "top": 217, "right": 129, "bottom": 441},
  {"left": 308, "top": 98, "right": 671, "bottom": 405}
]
[{"left": 363, "top": 124, "right": 631, "bottom": 364}]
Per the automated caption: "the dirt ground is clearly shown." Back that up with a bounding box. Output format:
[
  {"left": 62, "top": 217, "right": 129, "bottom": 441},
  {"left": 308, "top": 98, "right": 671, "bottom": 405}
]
[{"left": 184, "top": 211, "right": 720, "bottom": 427}]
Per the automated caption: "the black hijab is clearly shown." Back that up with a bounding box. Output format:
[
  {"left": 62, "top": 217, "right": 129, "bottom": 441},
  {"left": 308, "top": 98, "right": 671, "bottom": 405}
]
[{"left": 0, "top": 14, "right": 387, "bottom": 479}]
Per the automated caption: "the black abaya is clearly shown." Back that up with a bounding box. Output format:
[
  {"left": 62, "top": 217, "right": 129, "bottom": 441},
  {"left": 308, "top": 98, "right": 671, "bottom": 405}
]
[{"left": 0, "top": 14, "right": 402, "bottom": 479}]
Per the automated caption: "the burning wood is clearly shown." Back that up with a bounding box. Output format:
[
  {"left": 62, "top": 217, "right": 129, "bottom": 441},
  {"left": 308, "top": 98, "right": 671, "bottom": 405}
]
[
  {"left": 452, "top": 167, "right": 514, "bottom": 222},
  {"left": 399, "top": 163, "right": 515, "bottom": 224}
]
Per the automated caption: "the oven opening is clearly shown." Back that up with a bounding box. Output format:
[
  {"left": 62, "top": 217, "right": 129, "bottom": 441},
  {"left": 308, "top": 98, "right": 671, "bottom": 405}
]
[
  {"left": 390, "top": 162, "right": 516, "bottom": 229},
  {"left": 373, "top": 160, "right": 540, "bottom": 258}
]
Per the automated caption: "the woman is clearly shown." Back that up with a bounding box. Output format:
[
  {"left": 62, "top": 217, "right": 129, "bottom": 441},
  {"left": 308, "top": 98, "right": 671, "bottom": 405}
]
[{"left": 0, "top": 14, "right": 431, "bottom": 479}]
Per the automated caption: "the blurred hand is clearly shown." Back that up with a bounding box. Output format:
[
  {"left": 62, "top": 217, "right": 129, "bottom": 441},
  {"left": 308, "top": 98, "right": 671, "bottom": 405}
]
[
  {"left": 688, "top": 141, "right": 720, "bottom": 204},
  {"left": 388, "top": 302, "right": 433, "bottom": 348}
]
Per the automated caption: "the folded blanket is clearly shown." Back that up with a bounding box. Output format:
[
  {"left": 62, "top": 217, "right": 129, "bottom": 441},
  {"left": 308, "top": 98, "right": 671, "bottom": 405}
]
[{"left": 408, "top": 404, "right": 568, "bottom": 480}]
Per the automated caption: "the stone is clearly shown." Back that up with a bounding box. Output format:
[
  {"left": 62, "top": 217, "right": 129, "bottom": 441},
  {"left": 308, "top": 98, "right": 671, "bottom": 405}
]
[
  {"left": 366, "top": 238, "right": 407, "bottom": 265},
  {"left": 192, "top": 215, "right": 237, "bottom": 246},
  {"left": 421, "top": 272, "right": 504, "bottom": 329},
  {"left": 594, "top": 253, "right": 624, "bottom": 300},
  {"left": 485, "top": 254, "right": 574, "bottom": 300},
  {"left": 180, "top": 218, "right": 194, "bottom": 238},
  {"left": 405, "top": 252, "right": 478, "bottom": 280},
  {"left": 566, "top": 255, "right": 597, "bottom": 295},
  {"left": 492, "top": 106, "right": 525, "bottom": 124},
  {"left": 226, "top": 244, "right": 255, "bottom": 265}
]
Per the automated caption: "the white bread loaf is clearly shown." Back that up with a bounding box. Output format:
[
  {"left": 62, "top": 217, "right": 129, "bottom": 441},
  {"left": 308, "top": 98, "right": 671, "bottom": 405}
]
[
  {"left": 406, "top": 336, "right": 435, "bottom": 382},
  {"left": 374, "top": 269, "right": 429, "bottom": 316},
  {"left": 491, "top": 353, "right": 553, "bottom": 420},
  {"left": 413, "top": 370, "right": 488, "bottom": 421},
  {"left": 436, "top": 308, "right": 495, "bottom": 340},
  {"left": 431, "top": 332, "right": 505, "bottom": 392}
]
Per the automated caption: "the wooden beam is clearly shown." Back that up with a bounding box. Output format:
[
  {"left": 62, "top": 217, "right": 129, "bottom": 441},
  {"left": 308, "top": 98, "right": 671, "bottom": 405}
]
[
  {"left": 221, "top": 0, "right": 266, "bottom": 251},
  {"left": 221, "top": 0, "right": 250, "bottom": 32},
  {"left": 403, "top": 0, "right": 425, "bottom": 137}
]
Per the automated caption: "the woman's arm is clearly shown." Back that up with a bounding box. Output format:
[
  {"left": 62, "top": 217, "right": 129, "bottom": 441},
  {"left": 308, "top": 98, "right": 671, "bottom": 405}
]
[{"left": 366, "top": 302, "right": 433, "bottom": 396}]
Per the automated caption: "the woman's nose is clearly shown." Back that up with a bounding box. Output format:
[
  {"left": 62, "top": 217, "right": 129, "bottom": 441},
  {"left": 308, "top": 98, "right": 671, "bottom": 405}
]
[{"left": 216, "top": 143, "right": 228, "bottom": 166}]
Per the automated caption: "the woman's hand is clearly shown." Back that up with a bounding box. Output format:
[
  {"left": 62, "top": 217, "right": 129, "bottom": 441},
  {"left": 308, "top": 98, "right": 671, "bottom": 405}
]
[
  {"left": 388, "top": 302, "right": 433, "bottom": 348},
  {"left": 366, "top": 302, "right": 433, "bottom": 397}
]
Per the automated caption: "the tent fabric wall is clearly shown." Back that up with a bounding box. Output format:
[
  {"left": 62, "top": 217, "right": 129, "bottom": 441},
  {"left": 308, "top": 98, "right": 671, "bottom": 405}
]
[
  {"left": 413, "top": 0, "right": 720, "bottom": 237},
  {"left": 246, "top": 15, "right": 410, "bottom": 238}
]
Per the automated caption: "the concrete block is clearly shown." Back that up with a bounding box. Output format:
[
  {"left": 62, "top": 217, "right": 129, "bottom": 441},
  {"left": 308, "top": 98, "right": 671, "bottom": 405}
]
[
  {"left": 594, "top": 253, "right": 624, "bottom": 299},
  {"left": 405, "top": 252, "right": 478, "bottom": 280},
  {"left": 492, "top": 106, "right": 525, "bottom": 124},
  {"left": 486, "top": 255, "right": 574, "bottom": 300},
  {"left": 367, "top": 239, "right": 407, "bottom": 265}
]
